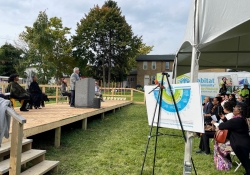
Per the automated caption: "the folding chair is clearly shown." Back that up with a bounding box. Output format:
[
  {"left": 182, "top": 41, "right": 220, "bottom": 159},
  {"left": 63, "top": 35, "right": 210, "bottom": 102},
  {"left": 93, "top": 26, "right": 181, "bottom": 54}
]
[
  {"left": 230, "top": 152, "right": 242, "bottom": 172},
  {"left": 9, "top": 98, "right": 24, "bottom": 108},
  {"left": 230, "top": 132, "right": 250, "bottom": 172},
  {"left": 59, "top": 89, "right": 68, "bottom": 103}
]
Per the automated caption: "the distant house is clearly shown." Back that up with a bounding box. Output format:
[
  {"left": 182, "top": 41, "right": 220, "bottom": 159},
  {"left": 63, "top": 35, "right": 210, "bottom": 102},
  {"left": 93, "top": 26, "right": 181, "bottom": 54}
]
[
  {"left": 126, "top": 69, "right": 137, "bottom": 88},
  {"left": 125, "top": 54, "right": 226, "bottom": 89}
]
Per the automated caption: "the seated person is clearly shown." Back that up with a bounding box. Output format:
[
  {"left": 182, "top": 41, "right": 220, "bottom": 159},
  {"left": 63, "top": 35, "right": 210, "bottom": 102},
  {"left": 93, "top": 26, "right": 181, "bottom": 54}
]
[
  {"left": 196, "top": 97, "right": 222, "bottom": 155},
  {"left": 211, "top": 101, "right": 235, "bottom": 170},
  {"left": 5, "top": 74, "right": 30, "bottom": 111},
  {"left": 29, "top": 76, "right": 43, "bottom": 109},
  {"left": 236, "top": 95, "right": 249, "bottom": 118},
  {"left": 60, "top": 78, "right": 71, "bottom": 104},
  {"left": 95, "top": 81, "right": 104, "bottom": 102}
]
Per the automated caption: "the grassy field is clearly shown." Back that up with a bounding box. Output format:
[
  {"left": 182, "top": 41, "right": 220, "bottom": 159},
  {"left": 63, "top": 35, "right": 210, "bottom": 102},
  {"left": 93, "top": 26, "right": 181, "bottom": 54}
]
[{"left": 29, "top": 104, "right": 245, "bottom": 175}]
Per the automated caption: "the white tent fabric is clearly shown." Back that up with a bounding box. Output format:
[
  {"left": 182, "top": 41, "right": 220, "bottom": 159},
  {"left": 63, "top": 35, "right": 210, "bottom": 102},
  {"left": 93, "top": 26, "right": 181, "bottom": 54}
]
[{"left": 176, "top": 0, "right": 250, "bottom": 76}]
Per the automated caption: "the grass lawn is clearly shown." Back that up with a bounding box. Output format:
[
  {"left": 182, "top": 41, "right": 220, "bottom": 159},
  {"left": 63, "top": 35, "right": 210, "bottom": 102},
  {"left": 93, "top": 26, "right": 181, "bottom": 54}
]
[{"left": 30, "top": 104, "right": 244, "bottom": 175}]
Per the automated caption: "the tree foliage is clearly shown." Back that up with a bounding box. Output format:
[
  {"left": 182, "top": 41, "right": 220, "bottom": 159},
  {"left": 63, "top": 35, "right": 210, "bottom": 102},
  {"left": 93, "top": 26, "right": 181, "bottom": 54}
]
[
  {"left": 72, "top": 0, "right": 143, "bottom": 85},
  {"left": 19, "top": 11, "right": 76, "bottom": 83},
  {"left": 0, "top": 43, "right": 23, "bottom": 76}
]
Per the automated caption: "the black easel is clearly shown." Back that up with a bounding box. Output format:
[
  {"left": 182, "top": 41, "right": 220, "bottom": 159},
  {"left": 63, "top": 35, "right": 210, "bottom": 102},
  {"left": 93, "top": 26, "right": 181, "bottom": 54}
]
[{"left": 140, "top": 72, "right": 197, "bottom": 175}]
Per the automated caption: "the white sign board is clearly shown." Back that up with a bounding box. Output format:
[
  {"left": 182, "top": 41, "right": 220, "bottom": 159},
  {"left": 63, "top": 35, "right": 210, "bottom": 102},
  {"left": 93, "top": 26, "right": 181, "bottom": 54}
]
[{"left": 145, "top": 83, "right": 204, "bottom": 133}]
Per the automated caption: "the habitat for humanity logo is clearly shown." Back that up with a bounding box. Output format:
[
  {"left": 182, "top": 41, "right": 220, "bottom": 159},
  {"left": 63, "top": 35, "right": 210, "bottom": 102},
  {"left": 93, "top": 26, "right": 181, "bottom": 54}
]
[{"left": 177, "top": 75, "right": 190, "bottom": 84}]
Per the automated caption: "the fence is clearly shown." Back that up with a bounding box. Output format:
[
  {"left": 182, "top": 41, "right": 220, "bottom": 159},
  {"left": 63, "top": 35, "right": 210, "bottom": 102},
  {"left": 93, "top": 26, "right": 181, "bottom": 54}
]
[{"left": 0, "top": 83, "right": 145, "bottom": 104}]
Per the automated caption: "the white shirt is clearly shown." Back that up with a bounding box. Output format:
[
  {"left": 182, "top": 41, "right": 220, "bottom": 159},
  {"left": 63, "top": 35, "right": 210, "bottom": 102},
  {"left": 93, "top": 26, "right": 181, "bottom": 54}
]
[
  {"left": 221, "top": 99, "right": 228, "bottom": 107},
  {"left": 214, "top": 112, "right": 233, "bottom": 127}
]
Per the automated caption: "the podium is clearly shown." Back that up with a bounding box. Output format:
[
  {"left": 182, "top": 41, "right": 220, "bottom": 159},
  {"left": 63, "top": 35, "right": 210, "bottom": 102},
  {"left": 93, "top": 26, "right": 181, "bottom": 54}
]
[{"left": 75, "top": 78, "right": 95, "bottom": 108}]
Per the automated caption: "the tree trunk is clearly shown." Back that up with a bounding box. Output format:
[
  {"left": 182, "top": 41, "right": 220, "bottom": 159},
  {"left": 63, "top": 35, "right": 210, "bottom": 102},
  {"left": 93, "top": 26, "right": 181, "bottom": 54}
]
[
  {"left": 107, "top": 30, "right": 112, "bottom": 88},
  {"left": 102, "top": 58, "right": 106, "bottom": 87}
]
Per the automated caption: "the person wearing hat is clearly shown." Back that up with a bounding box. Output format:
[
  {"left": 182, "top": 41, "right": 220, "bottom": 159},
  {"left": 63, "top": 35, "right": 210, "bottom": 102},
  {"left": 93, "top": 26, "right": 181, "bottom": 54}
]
[{"left": 239, "top": 84, "right": 250, "bottom": 106}]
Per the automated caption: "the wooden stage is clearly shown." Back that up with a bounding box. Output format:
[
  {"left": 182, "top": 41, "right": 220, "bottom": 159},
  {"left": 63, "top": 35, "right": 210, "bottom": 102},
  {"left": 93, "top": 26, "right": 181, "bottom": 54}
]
[{"left": 7, "top": 100, "right": 132, "bottom": 147}]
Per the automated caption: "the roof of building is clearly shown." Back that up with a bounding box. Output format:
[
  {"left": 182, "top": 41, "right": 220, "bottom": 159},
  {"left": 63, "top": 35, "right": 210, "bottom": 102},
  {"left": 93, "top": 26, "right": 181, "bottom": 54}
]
[
  {"left": 129, "top": 70, "right": 137, "bottom": 75},
  {"left": 136, "top": 54, "right": 175, "bottom": 61}
]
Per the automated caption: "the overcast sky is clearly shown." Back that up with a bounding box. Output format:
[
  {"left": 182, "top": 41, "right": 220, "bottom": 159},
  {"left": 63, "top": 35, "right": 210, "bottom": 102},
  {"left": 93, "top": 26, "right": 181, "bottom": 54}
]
[{"left": 0, "top": 0, "right": 191, "bottom": 54}]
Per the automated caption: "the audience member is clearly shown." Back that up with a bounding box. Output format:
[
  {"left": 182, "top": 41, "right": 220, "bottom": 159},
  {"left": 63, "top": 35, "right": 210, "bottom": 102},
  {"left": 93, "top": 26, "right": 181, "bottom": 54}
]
[
  {"left": 203, "top": 96, "right": 213, "bottom": 120},
  {"left": 228, "top": 94, "right": 237, "bottom": 104},
  {"left": 196, "top": 97, "right": 222, "bottom": 155},
  {"left": 219, "top": 105, "right": 250, "bottom": 175},
  {"left": 219, "top": 84, "right": 227, "bottom": 95},
  {"left": 221, "top": 94, "right": 229, "bottom": 107},
  {"left": 212, "top": 101, "right": 235, "bottom": 170},
  {"left": 239, "top": 84, "right": 250, "bottom": 106},
  {"left": 237, "top": 95, "right": 245, "bottom": 105},
  {"left": 5, "top": 74, "right": 30, "bottom": 111},
  {"left": 61, "top": 78, "right": 71, "bottom": 104},
  {"left": 29, "top": 76, "right": 43, "bottom": 109},
  {"left": 236, "top": 95, "right": 249, "bottom": 118},
  {"left": 70, "top": 67, "right": 80, "bottom": 107}
]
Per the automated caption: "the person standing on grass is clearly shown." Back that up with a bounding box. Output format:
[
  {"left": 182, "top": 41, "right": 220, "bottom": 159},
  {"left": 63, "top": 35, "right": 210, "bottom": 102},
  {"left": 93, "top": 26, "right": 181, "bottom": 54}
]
[
  {"left": 70, "top": 67, "right": 80, "bottom": 107},
  {"left": 218, "top": 104, "right": 250, "bottom": 175}
]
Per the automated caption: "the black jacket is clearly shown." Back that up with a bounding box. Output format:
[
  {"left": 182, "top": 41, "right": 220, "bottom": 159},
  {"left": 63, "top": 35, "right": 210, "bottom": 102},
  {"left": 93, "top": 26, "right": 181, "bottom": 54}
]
[
  {"left": 205, "top": 104, "right": 221, "bottom": 125},
  {"left": 203, "top": 102, "right": 213, "bottom": 114},
  {"left": 219, "top": 117, "right": 250, "bottom": 150}
]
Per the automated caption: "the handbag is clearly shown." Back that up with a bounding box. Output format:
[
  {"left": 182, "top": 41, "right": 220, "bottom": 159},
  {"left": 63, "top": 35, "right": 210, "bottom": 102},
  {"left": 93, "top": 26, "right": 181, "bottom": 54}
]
[{"left": 214, "top": 129, "right": 228, "bottom": 143}]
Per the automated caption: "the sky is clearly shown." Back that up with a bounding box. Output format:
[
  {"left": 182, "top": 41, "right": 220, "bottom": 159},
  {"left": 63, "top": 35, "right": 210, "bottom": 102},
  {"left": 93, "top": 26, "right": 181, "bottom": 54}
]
[{"left": 0, "top": 0, "right": 191, "bottom": 55}]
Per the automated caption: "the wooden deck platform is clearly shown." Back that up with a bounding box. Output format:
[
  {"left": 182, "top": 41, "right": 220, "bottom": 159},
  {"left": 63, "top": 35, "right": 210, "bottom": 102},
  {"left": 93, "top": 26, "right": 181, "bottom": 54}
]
[{"left": 5, "top": 100, "right": 132, "bottom": 147}]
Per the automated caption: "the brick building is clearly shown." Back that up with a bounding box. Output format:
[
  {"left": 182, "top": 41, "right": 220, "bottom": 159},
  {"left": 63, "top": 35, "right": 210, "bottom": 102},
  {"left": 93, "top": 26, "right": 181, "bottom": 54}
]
[
  {"left": 126, "top": 55, "right": 226, "bottom": 88},
  {"left": 136, "top": 55, "right": 175, "bottom": 87}
]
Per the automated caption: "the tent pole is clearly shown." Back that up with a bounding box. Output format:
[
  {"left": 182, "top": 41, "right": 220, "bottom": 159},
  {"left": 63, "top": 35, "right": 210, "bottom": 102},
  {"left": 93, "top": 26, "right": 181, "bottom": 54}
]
[
  {"left": 183, "top": 0, "right": 199, "bottom": 175},
  {"left": 172, "top": 55, "right": 178, "bottom": 84}
]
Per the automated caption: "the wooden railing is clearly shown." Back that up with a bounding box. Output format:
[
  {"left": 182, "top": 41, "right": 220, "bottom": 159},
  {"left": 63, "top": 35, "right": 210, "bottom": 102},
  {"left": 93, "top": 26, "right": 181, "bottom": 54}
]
[
  {"left": 0, "top": 83, "right": 61, "bottom": 104},
  {"left": 6, "top": 107, "right": 26, "bottom": 175},
  {"left": 0, "top": 83, "right": 145, "bottom": 104},
  {"left": 100, "top": 87, "right": 145, "bottom": 104}
]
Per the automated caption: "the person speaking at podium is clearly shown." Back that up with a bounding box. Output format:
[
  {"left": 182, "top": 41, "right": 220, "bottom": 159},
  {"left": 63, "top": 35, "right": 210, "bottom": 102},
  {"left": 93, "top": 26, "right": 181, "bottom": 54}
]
[{"left": 70, "top": 67, "right": 80, "bottom": 107}]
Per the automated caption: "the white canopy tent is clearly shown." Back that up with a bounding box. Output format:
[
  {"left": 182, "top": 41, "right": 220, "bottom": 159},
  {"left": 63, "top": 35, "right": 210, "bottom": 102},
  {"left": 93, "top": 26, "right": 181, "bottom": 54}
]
[
  {"left": 175, "top": 1, "right": 250, "bottom": 174},
  {"left": 176, "top": 0, "right": 250, "bottom": 76}
]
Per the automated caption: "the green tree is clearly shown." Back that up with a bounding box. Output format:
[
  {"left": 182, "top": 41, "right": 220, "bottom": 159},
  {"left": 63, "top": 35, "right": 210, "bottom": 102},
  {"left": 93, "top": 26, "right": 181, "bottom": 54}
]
[
  {"left": 72, "top": 0, "right": 142, "bottom": 86},
  {"left": 19, "top": 11, "right": 76, "bottom": 84},
  {"left": 127, "top": 43, "right": 154, "bottom": 71},
  {"left": 0, "top": 43, "right": 24, "bottom": 76}
]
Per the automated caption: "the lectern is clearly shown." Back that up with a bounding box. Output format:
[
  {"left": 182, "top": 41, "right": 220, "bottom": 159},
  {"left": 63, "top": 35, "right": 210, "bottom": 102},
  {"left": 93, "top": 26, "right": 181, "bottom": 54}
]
[{"left": 75, "top": 78, "right": 95, "bottom": 108}]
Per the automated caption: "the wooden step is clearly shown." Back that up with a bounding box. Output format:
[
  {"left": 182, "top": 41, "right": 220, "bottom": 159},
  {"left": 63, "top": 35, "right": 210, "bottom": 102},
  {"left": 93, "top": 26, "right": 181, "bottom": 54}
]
[
  {"left": 21, "top": 160, "right": 60, "bottom": 175},
  {"left": 0, "top": 149, "right": 46, "bottom": 174},
  {"left": 0, "top": 139, "right": 32, "bottom": 154}
]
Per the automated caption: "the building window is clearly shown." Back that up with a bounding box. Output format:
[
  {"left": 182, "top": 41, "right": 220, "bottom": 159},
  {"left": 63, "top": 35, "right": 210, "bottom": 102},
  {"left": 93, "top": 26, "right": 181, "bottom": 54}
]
[
  {"left": 130, "top": 77, "right": 135, "bottom": 82},
  {"left": 165, "top": 62, "right": 170, "bottom": 70},
  {"left": 152, "top": 61, "right": 156, "bottom": 70},
  {"left": 143, "top": 61, "right": 148, "bottom": 70}
]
